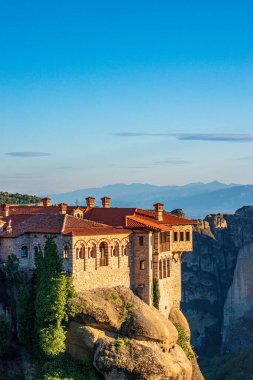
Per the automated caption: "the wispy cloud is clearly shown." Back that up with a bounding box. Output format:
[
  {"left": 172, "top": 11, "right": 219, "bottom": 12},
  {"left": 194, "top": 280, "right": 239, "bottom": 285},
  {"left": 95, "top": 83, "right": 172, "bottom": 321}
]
[
  {"left": 153, "top": 160, "right": 190, "bottom": 165},
  {"left": 5, "top": 152, "right": 51, "bottom": 157},
  {"left": 113, "top": 132, "right": 253, "bottom": 142}
]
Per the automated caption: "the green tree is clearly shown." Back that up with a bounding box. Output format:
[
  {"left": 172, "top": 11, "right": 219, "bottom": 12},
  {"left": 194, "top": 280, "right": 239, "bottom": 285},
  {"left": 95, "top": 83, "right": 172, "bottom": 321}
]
[
  {"left": 35, "top": 237, "right": 75, "bottom": 357},
  {"left": 16, "top": 285, "right": 35, "bottom": 348}
]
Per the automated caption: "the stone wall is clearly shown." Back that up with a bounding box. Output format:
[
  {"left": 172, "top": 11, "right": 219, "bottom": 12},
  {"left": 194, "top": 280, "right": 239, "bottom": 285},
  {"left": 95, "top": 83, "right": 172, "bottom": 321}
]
[
  {"left": 132, "top": 231, "right": 153, "bottom": 305},
  {"left": 0, "top": 233, "right": 72, "bottom": 271},
  {"left": 71, "top": 232, "right": 132, "bottom": 292}
]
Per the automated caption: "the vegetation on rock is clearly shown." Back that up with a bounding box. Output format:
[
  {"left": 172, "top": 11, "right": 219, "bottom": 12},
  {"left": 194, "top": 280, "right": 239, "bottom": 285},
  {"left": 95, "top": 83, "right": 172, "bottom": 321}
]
[
  {"left": 151, "top": 278, "right": 160, "bottom": 309},
  {"left": 175, "top": 323, "right": 196, "bottom": 362}
]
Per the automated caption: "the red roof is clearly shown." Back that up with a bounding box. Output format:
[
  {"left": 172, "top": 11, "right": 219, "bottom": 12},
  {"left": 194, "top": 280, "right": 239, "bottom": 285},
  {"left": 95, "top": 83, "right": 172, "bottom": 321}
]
[
  {"left": 0, "top": 213, "right": 129, "bottom": 238},
  {"left": 126, "top": 215, "right": 172, "bottom": 231}
]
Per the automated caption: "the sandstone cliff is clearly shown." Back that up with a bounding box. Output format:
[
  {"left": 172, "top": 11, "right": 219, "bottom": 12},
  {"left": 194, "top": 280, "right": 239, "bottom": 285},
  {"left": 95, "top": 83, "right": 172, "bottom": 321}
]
[
  {"left": 181, "top": 206, "right": 253, "bottom": 360},
  {"left": 66, "top": 286, "right": 203, "bottom": 380}
]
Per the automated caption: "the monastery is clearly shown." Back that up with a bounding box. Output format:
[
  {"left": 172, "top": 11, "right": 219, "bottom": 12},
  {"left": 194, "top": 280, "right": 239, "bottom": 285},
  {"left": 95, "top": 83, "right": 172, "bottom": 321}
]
[{"left": 0, "top": 196, "right": 196, "bottom": 318}]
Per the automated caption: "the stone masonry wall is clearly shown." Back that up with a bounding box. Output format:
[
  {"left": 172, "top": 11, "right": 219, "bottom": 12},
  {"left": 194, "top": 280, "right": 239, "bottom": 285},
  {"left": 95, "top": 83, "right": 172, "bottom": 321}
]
[{"left": 71, "top": 232, "right": 132, "bottom": 292}]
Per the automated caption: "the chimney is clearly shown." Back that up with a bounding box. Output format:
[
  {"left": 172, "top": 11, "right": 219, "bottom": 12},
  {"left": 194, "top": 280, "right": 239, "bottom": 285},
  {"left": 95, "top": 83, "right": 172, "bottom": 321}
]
[
  {"left": 1, "top": 204, "right": 10, "bottom": 217},
  {"left": 42, "top": 197, "right": 51, "bottom": 207},
  {"left": 58, "top": 203, "right": 68, "bottom": 214},
  {"left": 85, "top": 197, "right": 95, "bottom": 208},
  {"left": 101, "top": 196, "right": 111, "bottom": 208},
  {"left": 154, "top": 203, "right": 164, "bottom": 221}
]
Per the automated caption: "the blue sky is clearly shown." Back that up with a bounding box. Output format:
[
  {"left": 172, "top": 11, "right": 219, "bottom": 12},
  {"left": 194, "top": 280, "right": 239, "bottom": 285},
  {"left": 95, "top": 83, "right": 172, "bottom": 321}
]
[{"left": 0, "top": 0, "right": 252, "bottom": 194}]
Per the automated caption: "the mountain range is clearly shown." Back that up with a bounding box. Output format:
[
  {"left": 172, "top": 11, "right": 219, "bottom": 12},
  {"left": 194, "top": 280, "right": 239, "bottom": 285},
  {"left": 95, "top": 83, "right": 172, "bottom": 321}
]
[{"left": 47, "top": 181, "right": 253, "bottom": 219}]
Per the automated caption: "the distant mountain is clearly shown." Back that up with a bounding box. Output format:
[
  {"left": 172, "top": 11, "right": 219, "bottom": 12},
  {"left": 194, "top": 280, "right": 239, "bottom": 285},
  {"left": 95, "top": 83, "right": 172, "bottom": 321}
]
[{"left": 46, "top": 181, "right": 253, "bottom": 218}]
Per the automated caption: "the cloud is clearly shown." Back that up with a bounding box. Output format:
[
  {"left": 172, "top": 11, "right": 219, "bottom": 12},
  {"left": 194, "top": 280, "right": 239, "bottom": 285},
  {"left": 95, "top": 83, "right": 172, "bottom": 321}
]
[
  {"left": 177, "top": 134, "right": 253, "bottom": 142},
  {"left": 153, "top": 160, "right": 190, "bottom": 165},
  {"left": 5, "top": 152, "right": 51, "bottom": 157},
  {"left": 113, "top": 132, "right": 253, "bottom": 142}
]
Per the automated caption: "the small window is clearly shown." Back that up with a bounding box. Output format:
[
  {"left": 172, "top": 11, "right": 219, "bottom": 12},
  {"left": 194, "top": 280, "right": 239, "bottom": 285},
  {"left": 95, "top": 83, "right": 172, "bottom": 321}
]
[
  {"left": 64, "top": 244, "right": 70, "bottom": 260},
  {"left": 173, "top": 232, "right": 178, "bottom": 241},
  {"left": 180, "top": 231, "right": 184, "bottom": 241},
  {"left": 122, "top": 246, "right": 128, "bottom": 256},
  {"left": 186, "top": 231, "right": 190, "bottom": 241},
  {"left": 90, "top": 246, "right": 96, "bottom": 258},
  {"left": 140, "top": 260, "right": 145, "bottom": 270},
  {"left": 138, "top": 236, "right": 144, "bottom": 246},
  {"left": 21, "top": 246, "right": 28, "bottom": 258}
]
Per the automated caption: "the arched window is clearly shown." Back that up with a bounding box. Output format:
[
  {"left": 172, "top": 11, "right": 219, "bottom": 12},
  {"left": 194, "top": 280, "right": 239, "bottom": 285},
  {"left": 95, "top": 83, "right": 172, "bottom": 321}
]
[
  {"left": 89, "top": 245, "right": 96, "bottom": 259},
  {"left": 167, "top": 258, "right": 171, "bottom": 277},
  {"left": 122, "top": 245, "right": 128, "bottom": 256},
  {"left": 112, "top": 243, "right": 119, "bottom": 257},
  {"left": 79, "top": 244, "right": 85, "bottom": 259},
  {"left": 99, "top": 242, "right": 108, "bottom": 266},
  {"left": 64, "top": 244, "right": 70, "bottom": 260},
  {"left": 159, "top": 260, "right": 163, "bottom": 279},
  {"left": 21, "top": 246, "right": 28, "bottom": 258},
  {"left": 163, "top": 258, "right": 167, "bottom": 278}
]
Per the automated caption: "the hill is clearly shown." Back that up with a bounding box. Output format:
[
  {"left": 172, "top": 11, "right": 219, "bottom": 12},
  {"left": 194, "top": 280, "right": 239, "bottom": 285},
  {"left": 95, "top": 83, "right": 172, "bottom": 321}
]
[{"left": 47, "top": 182, "right": 252, "bottom": 219}]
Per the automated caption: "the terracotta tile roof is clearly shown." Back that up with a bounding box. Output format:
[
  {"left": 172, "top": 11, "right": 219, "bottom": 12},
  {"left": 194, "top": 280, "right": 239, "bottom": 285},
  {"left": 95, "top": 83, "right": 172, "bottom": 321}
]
[
  {"left": 0, "top": 214, "right": 65, "bottom": 237},
  {"left": 135, "top": 209, "right": 197, "bottom": 226},
  {"left": 83, "top": 207, "right": 137, "bottom": 226},
  {"left": 0, "top": 213, "right": 129, "bottom": 238},
  {"left": 126, "top": 215, "right": 172, "bottom": 231}
]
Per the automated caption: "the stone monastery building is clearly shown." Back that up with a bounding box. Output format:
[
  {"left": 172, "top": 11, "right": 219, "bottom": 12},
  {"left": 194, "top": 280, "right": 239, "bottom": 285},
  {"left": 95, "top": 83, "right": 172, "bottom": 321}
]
[{"left": 0, "top": 197, "right": 196, "bottom": 317}]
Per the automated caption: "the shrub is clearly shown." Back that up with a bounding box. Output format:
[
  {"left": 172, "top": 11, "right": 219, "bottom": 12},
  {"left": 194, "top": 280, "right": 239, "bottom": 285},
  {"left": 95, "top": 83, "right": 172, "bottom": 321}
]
[
  {"left": 175, "top": 323, "right": 196, "bottom": 362},
  {"left": 152, "top": 278, "right": 160, "bottom": 309}
]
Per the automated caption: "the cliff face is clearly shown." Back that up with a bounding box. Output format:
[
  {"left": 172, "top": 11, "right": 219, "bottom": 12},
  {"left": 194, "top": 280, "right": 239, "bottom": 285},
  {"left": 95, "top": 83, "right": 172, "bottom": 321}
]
[{"left": 181, "top": 206, "right": 253, "bottom": 359}]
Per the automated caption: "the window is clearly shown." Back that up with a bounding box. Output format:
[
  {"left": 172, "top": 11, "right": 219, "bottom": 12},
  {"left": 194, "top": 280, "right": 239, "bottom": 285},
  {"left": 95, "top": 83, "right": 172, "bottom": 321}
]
[
  {"left": 180, "top": 231, "right": 184, "bottom": 241},
  {"left": 138, "top": 236, "right": 144, "bottom": 246},
  {"left": 163, "top": 258, "right": 166, "bottom": 278},
  {"left": 186, "top": 231, "right": 190, "bottom": 241},
  {"left": 122, "top": 245, "right": 129, "bottom": 256},
  {"left": 173, "top": 232, "right": 178, "bottom": 241},
  {"left": 112, "top": 244, "right": 119, "bottom": 257},
  {"left": 21, "top": 246, "right": 28, "bottom": 258},
  {"left": 89, "top": 246, "right": 96, "bottom": 258},
  {"left": 64, "top": 244, "right": 70, "bottom": 260},
  {"left": 159, "top": 260, "right": 162, "bottom": 279},
  {"left": 167, "top": 258, "right": 170, "bottom": 277},
  {"left": 140, "top": 260, "right": 145, "bottom": 270},
  {"left": 79, "top": 245, "right": 85, "bottom": 259},
  {"left": 99, "top": 242, "right": 108, "bottom": 266}
]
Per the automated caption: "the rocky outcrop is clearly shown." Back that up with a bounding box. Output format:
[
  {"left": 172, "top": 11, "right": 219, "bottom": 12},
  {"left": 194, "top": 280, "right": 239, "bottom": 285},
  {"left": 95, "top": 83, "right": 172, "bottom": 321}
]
[
  {"left": 181, "top": 206, "right": 253, "bottom": 360},
  {"left": 66, "top": 286, "right": 200, "bottom": 380},
  {"left": 222, "top": 241, "right": 253, "bottom": 353}
]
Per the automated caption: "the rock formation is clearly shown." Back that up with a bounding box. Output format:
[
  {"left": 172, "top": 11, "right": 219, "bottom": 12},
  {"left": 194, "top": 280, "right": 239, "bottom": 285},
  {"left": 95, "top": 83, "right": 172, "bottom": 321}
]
[
  {"left": 66, "top": 286, "right": 203, "bottom": 380},
  {"left": 181, "top": 206, "right": 253, "bottom": 360}
]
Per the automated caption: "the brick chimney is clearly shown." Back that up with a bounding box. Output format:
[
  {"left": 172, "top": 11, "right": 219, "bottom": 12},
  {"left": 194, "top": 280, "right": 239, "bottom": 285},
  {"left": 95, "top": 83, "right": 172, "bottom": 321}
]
[
  {"left": 42, "top": 197, "right": 51, "bottom": 207},
  {"left": 101, "top": 196, "right": 111, "bottom": 208},
  {"left": 1, "top": 204, "right": 10, "bottom": 217},
  {"left": 85, "top": 197, "right": 95, "bottom": 208},
  {"left": 154, "top": 203, "right": 164, "bottom": 221},
  {"left": 58, "top": 203, "right": 68, "bottom": 214}
]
